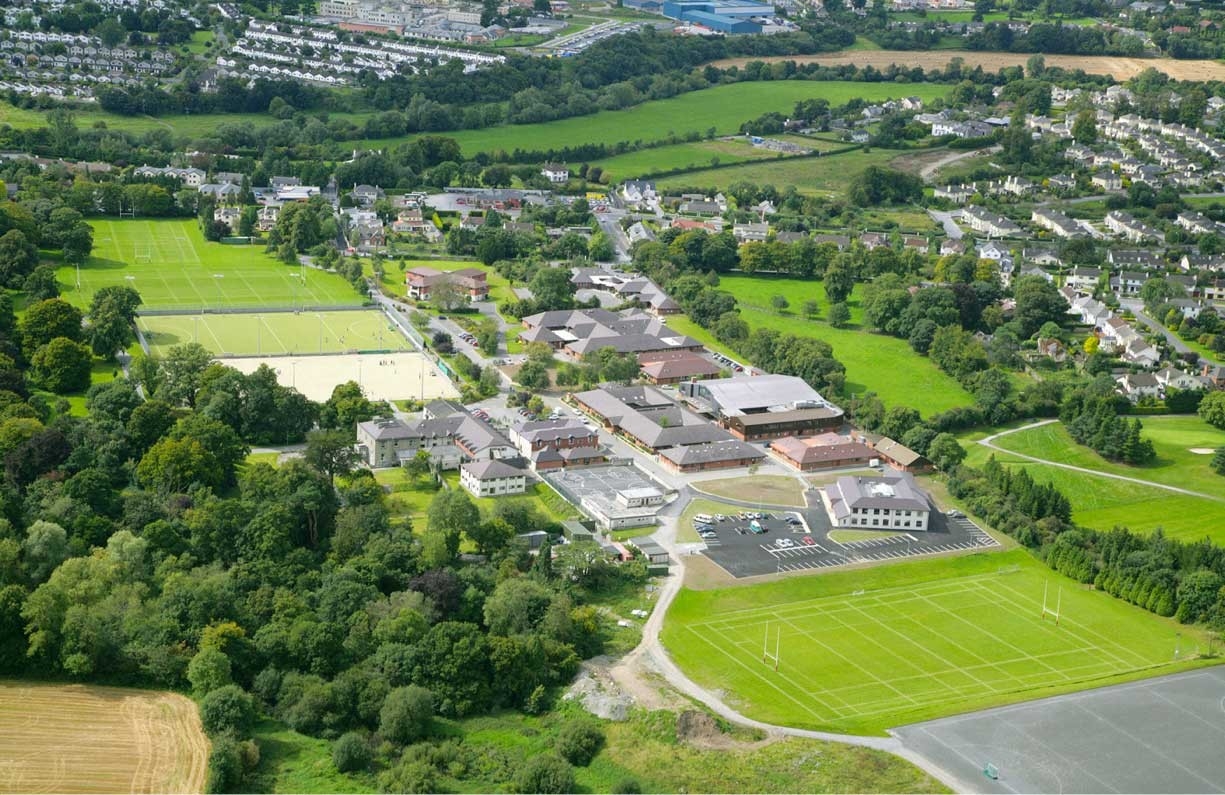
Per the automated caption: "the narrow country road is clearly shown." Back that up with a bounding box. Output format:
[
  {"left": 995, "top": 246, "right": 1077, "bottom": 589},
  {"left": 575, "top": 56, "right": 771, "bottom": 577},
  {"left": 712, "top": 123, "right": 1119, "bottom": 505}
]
[
  {"left": 918, "top": 146, "right": 999, "bottom": 183},
  {"left": 978, "top": 419, "right": 1225, "bottom": 502}
]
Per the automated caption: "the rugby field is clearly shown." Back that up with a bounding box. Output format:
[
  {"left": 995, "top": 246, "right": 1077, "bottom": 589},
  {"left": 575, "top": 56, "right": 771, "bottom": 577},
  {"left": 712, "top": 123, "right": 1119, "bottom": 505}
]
[
  {"left": 662, "top": 550, "right": 1211, "bottom": 735},
  {"left": 139, "top": 310, "right": 410, "bottom": 357}
]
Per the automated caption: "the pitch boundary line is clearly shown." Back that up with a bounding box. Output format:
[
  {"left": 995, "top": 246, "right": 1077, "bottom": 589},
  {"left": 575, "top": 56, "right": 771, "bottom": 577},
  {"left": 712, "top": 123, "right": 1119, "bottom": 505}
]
[
  {"left": 683, "top": 624, "right": 844, "bottom": 719},
  {"left": 820, "top": 598, "right": 972, "bottom": 687},
  {"left": 980, "top": 579, "right": 1153, "bottom": 670},
  {"left": 684, "top": 572, "right": 1012, "bottom": 625},
  {"left": 256, "top": 315, "right": 289, "bottom": 355},
  {"left": 909, "top": 590, "right": 1070, "bottom": 680}
]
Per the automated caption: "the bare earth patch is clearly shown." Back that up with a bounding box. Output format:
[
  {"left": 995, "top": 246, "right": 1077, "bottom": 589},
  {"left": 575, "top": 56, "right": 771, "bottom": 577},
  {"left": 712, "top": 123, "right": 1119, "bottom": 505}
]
[
  {"left": 707, "top": 50, "right": 1225, "bottom": 81},
  {"left": 0, "top": 681, "right": 209, "bottom": 794}
]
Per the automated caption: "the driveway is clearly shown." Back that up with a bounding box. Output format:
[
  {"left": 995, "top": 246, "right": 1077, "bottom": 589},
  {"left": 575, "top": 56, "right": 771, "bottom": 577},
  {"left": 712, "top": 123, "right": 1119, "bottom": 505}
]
[{"left": 1120, "top": 298, "right": 1196, "bottom": 358}]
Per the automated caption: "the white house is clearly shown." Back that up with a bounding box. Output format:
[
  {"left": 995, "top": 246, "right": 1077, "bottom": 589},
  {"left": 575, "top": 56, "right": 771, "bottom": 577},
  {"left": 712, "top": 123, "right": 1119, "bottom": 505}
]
[
  {"left": 460, "top": 459, "right": 527, "bottom": 498},
  {"left": 541, "top": 163, "right": 569, "bottom": 183}
]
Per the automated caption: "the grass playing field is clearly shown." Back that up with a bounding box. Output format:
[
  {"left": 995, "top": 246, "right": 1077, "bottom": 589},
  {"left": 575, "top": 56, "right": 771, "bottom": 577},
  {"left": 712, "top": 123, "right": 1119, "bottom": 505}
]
[
  {"left": 58, "top": 219, "right": 359, "bottom": 311},
  {"left": 358, "top": 82, "right": 950, "bottom": 157},
  {"left": 0, "top": 680, "right": 208, "bottom": 793},
  {"left": 138, "top": 310, "right": 409, "bottom": 357},
  {"left": 960, "top": 420, "right": 1225, "bottom": 545},
  {"left": 662, "top": 550, "right": 1211, "bottom": 735}
]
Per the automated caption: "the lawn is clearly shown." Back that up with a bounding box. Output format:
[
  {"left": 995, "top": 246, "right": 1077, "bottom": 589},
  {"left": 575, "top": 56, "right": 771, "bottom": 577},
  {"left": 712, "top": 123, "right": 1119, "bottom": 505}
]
[
  {"left": 657, "top": 147, "right": 908, "bottom": 195},
  {"left": 139, "top": 310, "right": 409, "bottom": 357},
  {"left": 717, "top": 273, "right": 866, "bottom": 324},
  {"left": 661, "top": 302, "right": 973, "bottom": 416},
  {"left": 961, "top": 421, "right": 1225, "bottom": 545},
  {"left": 692, "top": 475, "right": 806, "bottom": 508},
  {"left": 58, "top": 219, "right": 360, "bottom": 311},
  {"left": 440, "top": 473, "right": 581, "bottom": 524},
  {"left": 249, "top": 719, "right": 375, "bottom": 794},
  {"left": 827, "top": 529, "right": 905, "bottom": 543},
  {"left": 359, "top": 82, "right": 949, "bottom": 157},
  {"left": 992, "top": 417, "right": 1225, "bottom": 497},
  {"left": 662, "top": 548, "right": 1214, "bottom": 735}
]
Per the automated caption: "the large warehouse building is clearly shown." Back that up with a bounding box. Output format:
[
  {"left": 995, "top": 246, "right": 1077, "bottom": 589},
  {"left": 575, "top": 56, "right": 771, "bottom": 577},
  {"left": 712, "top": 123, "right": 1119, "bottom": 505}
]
[
  {"left": 660, "top": 0, "right": 772, "bottom": 32},
  {"left": 678, "top": 374, "right": 845, "bottom": 441}
]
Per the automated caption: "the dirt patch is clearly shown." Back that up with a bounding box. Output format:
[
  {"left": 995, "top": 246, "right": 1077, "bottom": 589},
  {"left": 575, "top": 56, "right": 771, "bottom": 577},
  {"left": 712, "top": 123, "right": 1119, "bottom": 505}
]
[
  {"left": 0, "top": 680, "right": 209, "bottom": 794},
  {"left": 1190, "top": 448, "right": 1217, "bottom": 455},
  {"left": 676, "top": 710, "right": 777, "bottom": 751},
  {"left": 707, "top": 50, "right": 1225, "bottom": 81}
]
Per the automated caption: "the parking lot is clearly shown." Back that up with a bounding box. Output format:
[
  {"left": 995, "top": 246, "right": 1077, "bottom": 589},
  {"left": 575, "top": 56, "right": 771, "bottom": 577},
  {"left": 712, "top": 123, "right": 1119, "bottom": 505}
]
[{"left": 699, "top": 491, "right": 999, "bottom": 578}]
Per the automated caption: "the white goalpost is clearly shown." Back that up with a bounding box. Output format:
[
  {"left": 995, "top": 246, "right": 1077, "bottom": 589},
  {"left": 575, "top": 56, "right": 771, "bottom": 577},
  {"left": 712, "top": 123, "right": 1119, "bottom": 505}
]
[
  {"left": 1041, "top": 580, "right": 1062, "bottom": 626},
  {"left": 763, "top": 622, "right": 781, "bottom": 671},
  {"left": 133, "top": 244, "right": 152, "bottom": 264}
]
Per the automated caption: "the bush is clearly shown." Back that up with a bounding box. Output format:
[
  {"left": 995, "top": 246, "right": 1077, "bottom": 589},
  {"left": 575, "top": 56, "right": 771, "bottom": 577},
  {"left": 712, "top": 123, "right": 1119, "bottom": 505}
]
[
  {"left": 554, "top": 718, "right": 604, "bottom": 766},
  {"left": 515, "top": 752, "right": 575, "bottom": 794},
  {"left": 332, "top": 731, "right": 372, "bottom": 773},
  {"left": 205, "top": 735, "right": 244, "bottom": 793},
  {"left": 379, "top": 685, "right": 434, "bottom": 745},
  {"left": 379, "top": 759, "right": 437, "bottom": 794},
  {"left": 200, "top": 685, "right": 256, "bottom": 738},
  {"left": 187, "top": 648, "right": 233, "bottom": 696},
  {"left": 613, "top": 778, "right": 643, "bottom": 794}
]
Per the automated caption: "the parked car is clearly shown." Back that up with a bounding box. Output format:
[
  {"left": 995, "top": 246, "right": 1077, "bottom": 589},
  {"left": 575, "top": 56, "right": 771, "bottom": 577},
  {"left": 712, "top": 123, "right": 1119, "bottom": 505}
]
[
  {"left": 800, "top": 535, "right": 816, "bottom": 546},
  {"left": 777, "top": 538, "right": 794, "bottom": 548}
]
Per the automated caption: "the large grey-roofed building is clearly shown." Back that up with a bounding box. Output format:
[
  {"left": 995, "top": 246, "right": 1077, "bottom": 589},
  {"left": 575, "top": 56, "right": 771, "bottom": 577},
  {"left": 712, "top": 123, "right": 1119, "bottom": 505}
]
[
  {"left": 823, "top": 472, "right": 931, "bottom": 530},
  {"left": 679, "top": 374, "right": 844, "bottom": 440},
  {"left": 571, "top": 385, "right": 729, "bottom": 451}
]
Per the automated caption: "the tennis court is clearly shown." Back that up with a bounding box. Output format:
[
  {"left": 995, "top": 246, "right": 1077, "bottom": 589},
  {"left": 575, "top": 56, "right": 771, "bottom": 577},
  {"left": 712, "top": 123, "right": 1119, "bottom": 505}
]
[
  {"left": 667, "top": 557, "right": 1194, "bottom": 734},
  {"left": 60, "top": 219, "right": 359, "bottom": 310},
  {"left": 138, "top": 310, "right": 410, "bottom": 357}
]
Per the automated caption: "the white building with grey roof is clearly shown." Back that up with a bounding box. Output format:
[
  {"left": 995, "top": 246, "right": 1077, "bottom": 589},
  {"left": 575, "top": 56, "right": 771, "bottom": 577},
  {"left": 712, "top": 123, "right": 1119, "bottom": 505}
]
[{"left": 822, "top": 472, "right": 931, "bottom": 531}]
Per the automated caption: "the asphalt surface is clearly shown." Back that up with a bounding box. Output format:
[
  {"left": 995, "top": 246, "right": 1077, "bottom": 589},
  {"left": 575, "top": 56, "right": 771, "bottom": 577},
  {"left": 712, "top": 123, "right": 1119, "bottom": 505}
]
[
  {"left": 894, "top": 667, "right": 1225, "bottom": 794},
  {"left": 699, "top": 486, "right": 999, "bottom": 578}
]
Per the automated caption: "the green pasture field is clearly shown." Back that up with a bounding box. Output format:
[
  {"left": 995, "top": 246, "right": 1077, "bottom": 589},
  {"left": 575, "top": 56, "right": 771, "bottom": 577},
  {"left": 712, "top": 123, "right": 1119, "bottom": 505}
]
[
  {"left": 592, "top": 141, "right": 778, "bottom": 181},
  {"left": 663, "top": 279, "right": 973, "bottom": 414},
  {"left": 657, "top": 147, "right": 910, "bottom": 195},
  {"left": 717, "top": 273, "right": 865, "bottom": 324},
  {"left": 138, "top": 310, "right": 408, "bottom": 357},
  {"left": 960, "top": 421, "right": 1225, "bottom": 544},
  {"left": 662, "top": 549, "right": 1212, "bottom": 735},
  {"left": 58, "top": 219, "right": 358, "bottom": 311},
  {"left": 360, "top": 82, "right": 950, "bottom": 156}
]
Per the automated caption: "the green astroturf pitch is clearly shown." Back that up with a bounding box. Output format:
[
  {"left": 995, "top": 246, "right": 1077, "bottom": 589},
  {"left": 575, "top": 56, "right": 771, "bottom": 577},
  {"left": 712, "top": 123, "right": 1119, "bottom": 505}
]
[
  {"left": 58, "top": 220, "right": 359, "bottom": 311},
  {"left": 664, "top": 553, "right": 1203, "bottom": 734},
  {"left": 138, "top": 310, "right": 411, "bottom": 357}
]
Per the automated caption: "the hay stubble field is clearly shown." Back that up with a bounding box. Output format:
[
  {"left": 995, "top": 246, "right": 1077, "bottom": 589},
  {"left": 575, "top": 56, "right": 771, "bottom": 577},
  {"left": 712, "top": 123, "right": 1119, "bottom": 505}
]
[{"left": 0, "top": 681, "right": 208, "bottom": 794}]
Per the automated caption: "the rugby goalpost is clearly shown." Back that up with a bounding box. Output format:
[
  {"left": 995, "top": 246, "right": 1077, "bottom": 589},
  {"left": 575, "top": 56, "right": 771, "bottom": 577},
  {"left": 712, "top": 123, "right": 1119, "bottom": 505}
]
[
  {"left": 1041, "top": 580, "right": 1062, "bottom": 626},
  {"left": 762, "top": 622, "right": 781, "bottom": 671},
  {"left": 133, "top": 243, "right": 153, "bottom": 264}
]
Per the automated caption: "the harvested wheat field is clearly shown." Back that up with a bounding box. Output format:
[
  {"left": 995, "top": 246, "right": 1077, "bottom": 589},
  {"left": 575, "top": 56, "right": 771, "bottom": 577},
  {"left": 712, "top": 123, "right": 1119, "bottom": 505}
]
[
  {"left": 0, "top": 681, "right": 209, "bottom": 794},
  {"left": 710, "top": 50, "right": 1225, "bottom": 81}
]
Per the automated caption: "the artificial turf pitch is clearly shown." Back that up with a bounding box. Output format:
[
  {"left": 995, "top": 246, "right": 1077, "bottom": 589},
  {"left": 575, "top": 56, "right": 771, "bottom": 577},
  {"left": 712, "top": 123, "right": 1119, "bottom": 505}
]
[
  {"left": 138, "top": 310, "right": 411, "bottom": 357},
  {"left": 58, "top": 219, "right": 359, "bottom": 311},
  {"left": 664, "top": 552, "right": 1203, "bottom": 735}
]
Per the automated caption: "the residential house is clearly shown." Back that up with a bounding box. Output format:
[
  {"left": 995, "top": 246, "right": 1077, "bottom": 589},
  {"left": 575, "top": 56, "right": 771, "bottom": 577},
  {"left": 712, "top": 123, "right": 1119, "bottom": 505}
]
[
  {"left": 732, "top": 222, "right": 769, "bottom": 242},
  {"left": 1036, "top": 337, "right": 1067, "bottom": 362},
  {"left": 1155, "top": 366, "right": 1207, "bottom": 392},
  {"left": 934, "top": 184, "right": 973, "bottom": 203},
  {"left": 1032, "top": 208, "right": 1083, "bottom": 238},
  {"left": 1066, "top": 266, "right": 1104, "bottom": 293},
  {"left": 405, "top": 266, "right": 489, "bottom": 302},
  {"left": 1107, "top": 249, "right": 1162, "bottom": 269},
  {"left": 940, "top": 239, "right": 966, "bottom": 256},
  {"left": 860, "top": 232, "right": 888, "bottom": 250},
  {"left": 1091, "top": 171, "right": 1123, "bottom": 191},
  {"left": 1116, "top": 372, "right": 1161, "bottom": 401},
  {"left": 541, "top": 163, "right": 569, "bottom": 183},
  {"left": 962, "top": 205, "right": 1021, "bottom": 237},
  {"left": 1104, "top": 211, "right": 1161, "bottom": 243}
]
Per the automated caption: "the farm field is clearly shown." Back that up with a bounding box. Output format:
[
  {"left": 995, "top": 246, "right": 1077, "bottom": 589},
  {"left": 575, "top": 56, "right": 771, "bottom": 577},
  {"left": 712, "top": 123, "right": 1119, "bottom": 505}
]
[
  {"left": 706, "top": 50, "right": 1225, "bottom": 82},
  {"left": 58, "top": 219, "right": 359, "bottom": 311},
  {"left": 657, "top": 147, "right": 910, "bottom": 195},
  {"left": 961, "top": 422, "right": 1225, "bottom": 544},
  {"left": 360, "top": 81, "right": 950, "bottom": 156},
  {"left": 0, "top": 680, "right": 208, "bottom": 793},
  {"left": 591, "top": 141, "right": 780, "bottom": 181},
  {"left": 139, "top": 310, "right": 409, "bottom": 357},
  {"left": 662, "top": 549, "right": 1213, "bottom": 735}
]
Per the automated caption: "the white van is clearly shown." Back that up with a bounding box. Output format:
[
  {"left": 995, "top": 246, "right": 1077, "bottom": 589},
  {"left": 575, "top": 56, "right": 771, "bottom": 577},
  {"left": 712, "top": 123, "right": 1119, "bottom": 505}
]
[{"left": 694, "top": 514, "right": 714, "bottom": 525}]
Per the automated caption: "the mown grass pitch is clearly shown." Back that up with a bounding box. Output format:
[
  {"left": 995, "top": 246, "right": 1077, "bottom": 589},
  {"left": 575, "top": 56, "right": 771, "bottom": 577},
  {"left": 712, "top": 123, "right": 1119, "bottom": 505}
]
[
  {"left": 139, "top": 310, "right": 411, "bottom": 357},
  {"left": 57, "top": 219, "right": 359, "bottom": 311},
  {"left": 663, "top": 550, "right": 1210, "bottom": 735}
]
